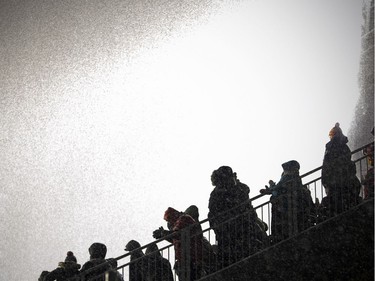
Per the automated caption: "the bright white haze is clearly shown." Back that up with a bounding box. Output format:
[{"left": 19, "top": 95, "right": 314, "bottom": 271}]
[{"left": 0, "top": 1, "right": 363, "bottom": 280}]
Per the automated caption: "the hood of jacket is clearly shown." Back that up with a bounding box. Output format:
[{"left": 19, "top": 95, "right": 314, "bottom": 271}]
[{"left": 164, "top": 207, "right": 182, "bottom": 225}]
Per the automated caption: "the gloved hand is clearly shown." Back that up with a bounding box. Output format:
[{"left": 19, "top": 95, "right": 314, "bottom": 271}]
[
  {"left": 260, "top": 189, "right": 269, "bottom": 194},
  {"left": 152, "top": 226, "right": 165, "bottom": 239},
  {"left": 261, "top": 180, "right": 276, "bottom": 194}
]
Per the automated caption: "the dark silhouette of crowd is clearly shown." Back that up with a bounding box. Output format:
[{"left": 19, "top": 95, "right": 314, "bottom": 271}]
[
  {"left": 39, "top": 243, "right": 123, "bottom": 281},
  {"left": 39, "top": 122, "right": 373, "bottom": 281}
]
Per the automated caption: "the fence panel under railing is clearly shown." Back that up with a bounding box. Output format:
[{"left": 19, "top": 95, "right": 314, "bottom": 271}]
[{"left": 65, "top": 142, "right": 373, "bottom": 281}]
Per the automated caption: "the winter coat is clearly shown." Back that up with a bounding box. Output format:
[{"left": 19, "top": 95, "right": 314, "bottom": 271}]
[
  {"left": 144, "top": 250, "right": 174, "bottom": 281},
  {"left": 44, "top": 262, "right": 80, "bottom": 281},
  {"left": 81, "top": 258, "right": 112, "bottom": 281},
  {"left": 128, "top": 250, "right": 147, "bottom": 281},
  {"left": 208, "top": 181, "right": 250, "bottom": 229},
  {"left": 173, "top": 215, "right": 203, "bottom": 265},
  {"left": 322, "top": 136, "right": 358, "bottom": 192},
  {"left": 208, "top": 179, "right": 267, "bottom": 266},
  {"left": 363, "top": 167, "right": 374, "bottom": 199},
  {"left": 269, "top": 173, "right": 315, "bottom": 241},
  {"left": 164, "top": 208, "right": 203, "bottom": 265}
]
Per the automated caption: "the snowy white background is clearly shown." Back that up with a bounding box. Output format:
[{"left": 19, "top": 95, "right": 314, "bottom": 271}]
[{"left": 0, "top": 1, "right": 364, "bottom": 280}]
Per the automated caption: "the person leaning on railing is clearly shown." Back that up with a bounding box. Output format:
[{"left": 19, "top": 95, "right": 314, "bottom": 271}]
[
  {"left": 41, "top": 251, "right": 81, "bottom": 281},
  {"left": 80, "top": 242, "right": 114, "bottom": 281},
  {"left": 260, "top": 160, "right": 315, "bottom": 244},
  {"left": 153, "top": 207, "right": 204, "bottom": 281}
]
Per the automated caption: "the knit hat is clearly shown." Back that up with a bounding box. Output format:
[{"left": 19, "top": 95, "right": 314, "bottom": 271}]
[
  {"left": 65, "top": 251, "right": 77, "bottom": 263},
  {"left": 329, "top": 122, "right": 343, "bottom": 139},
  {"left": 164, "top": 207, "right": 182, "bottom": 224},
  {"left": 125, "top": 240, "right": 141, "bottom": 251}
]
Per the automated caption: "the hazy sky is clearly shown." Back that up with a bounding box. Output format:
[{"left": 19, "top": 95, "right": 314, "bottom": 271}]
[{"left": 0, "top": 1, "right": 364, "bottom": 280}]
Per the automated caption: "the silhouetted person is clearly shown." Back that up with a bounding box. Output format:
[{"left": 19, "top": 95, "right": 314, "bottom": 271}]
[
  {"left": 208, "top": 166, "right": 265, "bottom": 267},
  {"left": 144, "top": 243, "right": 174, "bottom": 281},
  {"left": 234, "top": 172, "right": 270, "bottom": 247},
  {"left": 260, "top": 160, "right": 315, "bottom": 243},
  {"left": 43, "top": 251, "right": 81, "bottom": 281},
  {"left": 81, "top": 243, "right": 112, "bottom": 281},
  {"left": 362, "top": 131, "right": 374, "bottom": 199},
  {"left": 39, "top": 270, "right": 50, "bottom": 281},
  {"left": 321, "top": 123, "right": 361, "bottom": 216},
  {"left": 184, "top": 205, "right": 218, "bottom": 275},
  {"left": 106, "top": 258, "right": 124, "bottom": 281},
  {"left": 154, "top": 207, "right": 204, "bottom": 281},
  {"left": 125, "top": 240, "right": 147, "bottom": 281}
]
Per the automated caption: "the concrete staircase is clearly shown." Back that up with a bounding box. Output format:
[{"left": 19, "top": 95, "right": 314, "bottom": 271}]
[{"left": 199, "top": 199, "right": 374, "bottom": 281}]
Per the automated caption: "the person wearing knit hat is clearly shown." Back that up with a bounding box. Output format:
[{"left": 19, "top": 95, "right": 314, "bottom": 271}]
[
  {"left": 44, "top": 251, "right": 81, "bottom": 281},
  {"left": 65, "top": 251, "right": 77, "bottom": 263},
  {"left": 329, "top": 122, "right": 344, "bottom": 140},
  {"left": 321, "top": 122, "right": 362, "bottom": 217},
  {"left": 154, "top": 206, "right": 204, "bottom": 281}
]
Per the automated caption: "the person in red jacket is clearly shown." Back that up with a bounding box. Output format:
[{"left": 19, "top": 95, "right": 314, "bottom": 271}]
[{"left": 155, "top": 207, "right": 204, "bottom": 281}]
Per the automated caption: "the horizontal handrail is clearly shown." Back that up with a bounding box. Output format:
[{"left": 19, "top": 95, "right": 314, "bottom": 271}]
[{"left": 67, "top": 141, "right": 374, "bottom": 281}]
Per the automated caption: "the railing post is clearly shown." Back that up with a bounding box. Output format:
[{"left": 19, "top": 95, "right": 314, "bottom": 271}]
[
  {"left": 105, "top": 270, "right": 117, "bottom": 281},
  {"left": 179, "top": 227, "right": 191, "bottom": 281},
  {"left": 286, "top": 188, "right": 298, "bottom": 239}
]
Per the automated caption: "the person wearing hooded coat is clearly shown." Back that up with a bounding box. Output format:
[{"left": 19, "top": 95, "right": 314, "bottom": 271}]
[
  {"left": 208, "top": 166, "right": 266, "bottom": 267},
  {"left": 156, "top": 207, "right": 204, "bottom": 281},
  {"left": 125, "top": 240, "right": 147, "bottom": 281},
  {"left": 44, "top": 251, "right": 81, "bottom": 281},
  {"left": 144, "top": 243, "right": 174, "bottom": 281},
  {"left": 80, "top": 243, "right": 112, "bottom": 281},
  {"left": 39, "top": 271, "right": 50, "bottom": 281},
  {"left": 321, "top": 123, "right": 362, "bottom": 216},
  {"left": 184, "top": 205, "right": 218, "bottom": 275},
  {"left": 260, "top": 160, "right": 315, "bottom": 243}
]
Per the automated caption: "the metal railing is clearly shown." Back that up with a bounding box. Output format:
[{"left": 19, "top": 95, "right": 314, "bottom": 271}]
[{"left": 63, "top": 141, "right": 373, "bottom": 281}]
